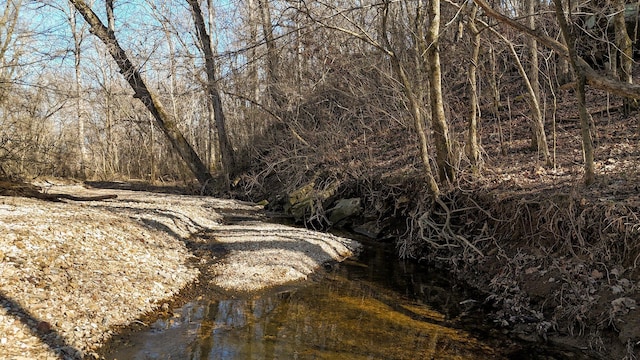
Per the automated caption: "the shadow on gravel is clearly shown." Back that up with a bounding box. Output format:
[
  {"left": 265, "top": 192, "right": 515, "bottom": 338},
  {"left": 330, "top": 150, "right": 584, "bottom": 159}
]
[{"left": 0, "top": 290, "right": 83, "bottom": 359}]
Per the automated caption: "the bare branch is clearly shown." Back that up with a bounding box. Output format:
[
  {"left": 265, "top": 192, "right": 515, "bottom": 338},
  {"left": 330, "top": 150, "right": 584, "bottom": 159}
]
[{"left": 472, "top": 0, "right": 640, "bottom": 99}]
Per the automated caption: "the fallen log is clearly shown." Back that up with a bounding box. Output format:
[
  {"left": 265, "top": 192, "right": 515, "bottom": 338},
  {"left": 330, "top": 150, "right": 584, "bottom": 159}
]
[{"left": 0, "top": 181, "right": 117, "bottom": 202}]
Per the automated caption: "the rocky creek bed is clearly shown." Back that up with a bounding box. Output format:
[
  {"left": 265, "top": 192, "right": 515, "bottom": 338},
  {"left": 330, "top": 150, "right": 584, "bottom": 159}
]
[{"left": 0, "top": 182, "right": 359, "bottom": 359}]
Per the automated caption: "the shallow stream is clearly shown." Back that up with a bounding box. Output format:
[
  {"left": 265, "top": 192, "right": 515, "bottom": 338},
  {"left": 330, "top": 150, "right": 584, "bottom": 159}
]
[{"left": 100, "top": 239, "right": 553, "bottom": 359}]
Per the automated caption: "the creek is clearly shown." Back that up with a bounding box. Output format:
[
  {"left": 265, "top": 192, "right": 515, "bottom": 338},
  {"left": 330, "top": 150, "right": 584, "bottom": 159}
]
[{"left": 100, "top": 237, "right": 577, "bottom": 360}]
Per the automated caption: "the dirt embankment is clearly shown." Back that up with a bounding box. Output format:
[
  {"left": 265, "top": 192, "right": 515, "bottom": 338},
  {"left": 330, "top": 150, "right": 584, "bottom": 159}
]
[
  {"left": 0, "top": 182, "right": 359, "bottom": 359},
  {"left": 248, "top": 173, "right": 639, "bottom": 358},
  {"left": 234, "top": 85, "right": 640, "bottom": 359},
  {"left": 433, "top": 186, "right": 640, "bottom": 360},
  {"left": 247, "top": 172, "right": 640, "bottom": 359}
]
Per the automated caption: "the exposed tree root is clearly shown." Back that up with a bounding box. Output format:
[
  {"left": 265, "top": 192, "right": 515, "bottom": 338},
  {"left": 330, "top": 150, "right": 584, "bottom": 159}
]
[{"left": 413, "top": 196, "right": 484, "bottom": 258}]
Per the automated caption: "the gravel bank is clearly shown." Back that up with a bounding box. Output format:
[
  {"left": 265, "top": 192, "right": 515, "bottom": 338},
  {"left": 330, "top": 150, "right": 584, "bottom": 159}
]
[{"left": 0, "top": 183, "right": 359, "bottom": 359}]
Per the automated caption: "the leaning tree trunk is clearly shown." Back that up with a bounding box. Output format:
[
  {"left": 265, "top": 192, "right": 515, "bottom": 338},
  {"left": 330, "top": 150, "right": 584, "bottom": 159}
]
[
  {"left": 426, "top": 0, "right": 455, "bottom": 184},
  {"left": 68, "top": 0, "right": 215, "bottom": 188},
  {"left": 502, "top": 35, "right": 552, "bottom": 166},
  {"left": 395, "top": 59, "right": 440, "bottom": 197},
  {"left": 188, "top": 0, "right": 236, "bottom": 179},
  {"left": 553, "top": 0, "right": 595, "bottom": 185}
]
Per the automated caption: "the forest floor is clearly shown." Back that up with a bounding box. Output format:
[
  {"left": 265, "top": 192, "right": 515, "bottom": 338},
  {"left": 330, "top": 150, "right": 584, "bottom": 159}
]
[
  {"left": 442, "top": 90, "right": 640, "bottom": 359},
  {"left": 0, "top": 182, "right": 358, "bottom": 359},
  {"left": 235, "top": 85, "right": 640, "bottom": 359}
]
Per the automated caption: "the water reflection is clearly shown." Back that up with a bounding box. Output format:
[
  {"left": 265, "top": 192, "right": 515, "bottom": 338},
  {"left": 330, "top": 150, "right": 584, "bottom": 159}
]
[{"left": 105, "top": 243, "right": 501, "bottom": 360}]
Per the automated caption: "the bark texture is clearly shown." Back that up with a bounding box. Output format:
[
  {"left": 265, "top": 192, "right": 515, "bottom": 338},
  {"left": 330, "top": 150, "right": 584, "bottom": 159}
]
[
  {"left": 426, "top": 0, "right": 455, "bottom": 184},
  {"left": 188, "top": 0, "right": 236, "bottom": 178},
  {"left": 553, "top": 0, "right": 595, "bottom": 185},
  {"left": 473, "top": 0, "right": 640, "bottom": 100},
  {"left": 381, "top": 2, "right": 440, "bottom": 196},
  {"left": 467, "top": 5, "right": 481, "bottom": 171},
  {"left": 525, "top": 0, "right": 551, "bottom": 166},
  {"left": 258, "top": 0, "right": 285, "bottom": 108},
  {"left": 613, "top": 0, "right": 635, "bottom": 113},
  {"left": 68, "top": 0, "right": 215, "bottom": 188}
]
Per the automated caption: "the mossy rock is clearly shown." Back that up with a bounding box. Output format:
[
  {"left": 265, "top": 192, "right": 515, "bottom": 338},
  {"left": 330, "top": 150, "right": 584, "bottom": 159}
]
[
  {"left": 328, "top": 198, "right": 362, "bottom": 225},
  {"left": 285, "top": 180, "right": 340, "bottom": 222}
]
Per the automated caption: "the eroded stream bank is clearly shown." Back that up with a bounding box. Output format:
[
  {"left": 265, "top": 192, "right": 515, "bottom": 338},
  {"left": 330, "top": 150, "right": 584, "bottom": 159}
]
[
  {"left": 98, "top": 236, "right": 595, "bottom": 360},
  {"left": 248, "top": 175, "right": 640, "bottom": 359}
]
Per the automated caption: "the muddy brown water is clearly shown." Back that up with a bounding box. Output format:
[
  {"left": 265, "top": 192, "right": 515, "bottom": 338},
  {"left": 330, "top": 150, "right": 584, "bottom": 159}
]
[{"left": 100, "top": 238, "right": 587, "bottom": 360}]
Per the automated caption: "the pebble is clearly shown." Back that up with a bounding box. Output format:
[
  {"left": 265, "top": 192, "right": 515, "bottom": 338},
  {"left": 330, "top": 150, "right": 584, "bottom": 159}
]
[
  {"left": 0, "top": 187, "right": 205, "bottom": 359},
  {"left": 0, "top": 185, "right": 347, "bottom": 359}
]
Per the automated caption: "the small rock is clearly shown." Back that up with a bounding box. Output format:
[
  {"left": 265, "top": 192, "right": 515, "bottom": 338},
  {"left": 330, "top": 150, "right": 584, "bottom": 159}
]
[
  {"left": 611, "top": 297, "right": 637, "bottom": 315},
  {"left": 611, "top": 285, "right": 624, "bottom": 295},
  {"left": 36, "top": 321, "right": 52, "bottom": 334},
  {"left": 353, "top": 220, "right": 384, "bottom": 238},
  {"left": 591, "top": 269, "right": 604, "bottom": 280},
  {"left": 328, "top": 198, "right": 361, "bottom": 225},
  {"left": 524, "top": 266, "right": 539, "bottom": 275}
]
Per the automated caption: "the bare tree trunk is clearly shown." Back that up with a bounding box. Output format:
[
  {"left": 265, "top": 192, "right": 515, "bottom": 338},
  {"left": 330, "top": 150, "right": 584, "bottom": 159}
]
[
  {"left": 382, "top": 2, "right": 440, "bottom": 196},
  {"left": 206, "top": 0, "right": 217, "bottom": 169},
  {"left": 525, "top": 0, "right": 547, "bottom": 160},
  {"left": 68, "top": 3, "right": 86, "bottom": 179},
  {"left": 488, "top": 44, "right": 506, "bottom": 155},
  {"left": 257, "top": 0, "right": 285, "bottom": 107},
  {"left": 295, "top": 7, "right": 303, "bottom": 89},
  {"left": 303, "top": 1, "right": 441, "bottom": 195},
  {"left": 102, "top": 2, "right": 118, "bottom": 176},
  {"left": 526, "top": 0, "right": 540, "bottom": 94},
  {"left": 396, "top": 59, "right": 441, "bottom": 196},
  {"left": 105, "top": 79, "right": 115, "bottom": 174},
  {"left": 247, "top": 0, "right": 260, "bottom": 105},
  {"left": 473, "top": 0, "right": 640, "bottom": 100},
  {"left": 0, "top": 1, "right": 19, "bottom": 78},
  {"left": 613, "top": 0, "right": 636, "bottom": 114},
  {"left": 105, "top": 0, "right": 114, "bottom": 31},
  {"left": 553, "top": 0, "right": 595, "bottom": 185},
  {"left": 504, "top": 36, "right": 551, "bottom": 166},
  {"left": 426, "top": 0, "right": 455, "bottom": 183},
  {"left": 149, "top": 113, "right": 156, "bottom": 182},
  {"left": 94, "top": 46, "right": 118, "bottom": 176},
  {"left": 68, "top": 0, "right": 215, "bottom": 188},
  {"left": 467, "top": 0, "right": 550, "bottom": 165},
  {"left": 188, "top": 0, "right": 236, "bottom": 180},
  {"left": 557, "top": 0, "right": 571, "bottom": 85},
  {"left": 467, "top": 4, "right": 481, "bottom": 172}
]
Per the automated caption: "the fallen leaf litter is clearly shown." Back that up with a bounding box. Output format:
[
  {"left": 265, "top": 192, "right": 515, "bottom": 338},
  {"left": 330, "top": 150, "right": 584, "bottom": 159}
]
[{"left": 0, "top": 183, "right": 360, "bottom": 359}]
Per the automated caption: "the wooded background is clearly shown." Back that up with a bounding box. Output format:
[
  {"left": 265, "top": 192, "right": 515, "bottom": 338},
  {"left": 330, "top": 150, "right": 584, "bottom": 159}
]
[{"left": 1, "top": 0, "right": 638, "bottom": 194}]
